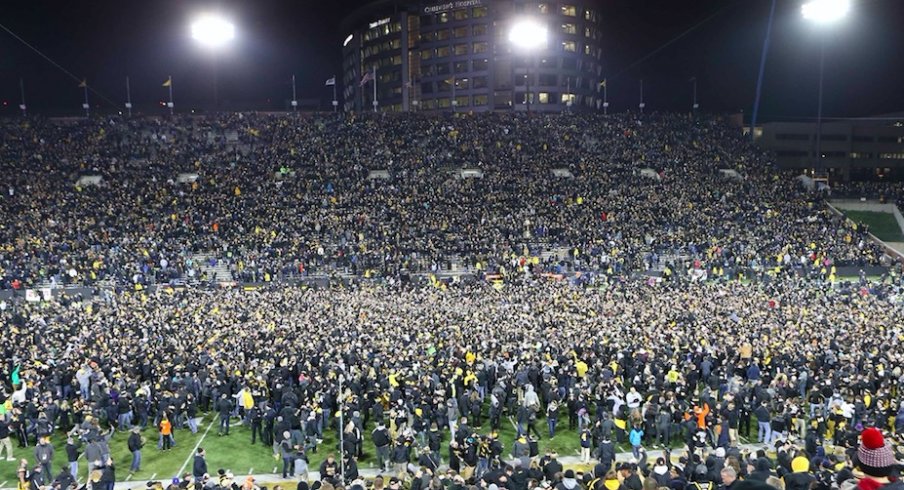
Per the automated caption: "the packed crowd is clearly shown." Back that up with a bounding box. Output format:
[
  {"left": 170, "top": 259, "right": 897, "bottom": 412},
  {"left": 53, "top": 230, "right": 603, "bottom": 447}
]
[
  {"left": 0, "top": 112, "right": 890, "bottom": 290},
  {"left": 1, "top": 276, "right": 903, "bottom": 490}
]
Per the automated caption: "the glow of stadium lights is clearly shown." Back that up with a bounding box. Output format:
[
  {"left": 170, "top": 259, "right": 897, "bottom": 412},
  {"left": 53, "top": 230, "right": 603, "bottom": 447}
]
[
  {"left": 508, "top": 19, "right": 548, "bottom": 51},
  {"left": 801, "top": 0, "right": 851, "bottom": 25},
  {"left": 191, "top": 14, "right": 235, "bottom": 48}
]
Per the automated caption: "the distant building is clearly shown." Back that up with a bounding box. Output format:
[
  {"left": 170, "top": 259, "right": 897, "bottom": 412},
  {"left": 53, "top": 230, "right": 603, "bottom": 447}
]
[
  {"left": 340, "top": 0, "right": 605, "bottom": 113},
  {"left": 757, "top": 115, "right": 904, "bottom": 182}
]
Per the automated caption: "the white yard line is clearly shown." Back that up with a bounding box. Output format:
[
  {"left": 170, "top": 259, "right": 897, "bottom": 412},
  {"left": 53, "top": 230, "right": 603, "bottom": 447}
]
[
  {"left": 150, "top": 473, "right": 157, "bottom": 481},
  {"left": 0, "top": 481, "right": 9, "bottom": 488},
  {"left": 177, "top": 418, "right": 216, "bottom": 477},
  {"left": 125, "top": 475, "right": 133, "bottom": 481},
  {"left": 248, "top": 468, "right": 254, "bottom": 475}
]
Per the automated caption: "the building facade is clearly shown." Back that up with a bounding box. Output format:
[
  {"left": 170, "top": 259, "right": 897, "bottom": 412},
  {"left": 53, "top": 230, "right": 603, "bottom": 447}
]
[
  {"left": 757, "top": 117, "right": 904, "bottom": 182},
  {"left": 340, "top": 0, "right": 605, "bottom": 113}
]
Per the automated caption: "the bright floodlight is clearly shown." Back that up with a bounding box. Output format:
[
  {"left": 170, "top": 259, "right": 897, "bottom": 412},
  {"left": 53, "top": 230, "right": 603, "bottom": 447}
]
[
  {"left": 191, "top": 15, "right": 235, "bottom": 48},
  {"left": 509, "top": 19, "right": 548, "bottom": 50},
  {"left": 801, "top": 0, "right": 851, "bottom": 24}
]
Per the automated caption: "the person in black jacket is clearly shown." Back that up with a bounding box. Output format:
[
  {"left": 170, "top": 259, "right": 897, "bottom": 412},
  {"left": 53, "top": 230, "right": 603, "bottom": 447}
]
[
  {"left": 127, "top": 428, "right": 143, "bottom": 473},
  {"left": 192, "top": 448, "right": 208, "bottom": 481},
  {"left": 217, "top": 395, "right": 233, "bottom": 436}
]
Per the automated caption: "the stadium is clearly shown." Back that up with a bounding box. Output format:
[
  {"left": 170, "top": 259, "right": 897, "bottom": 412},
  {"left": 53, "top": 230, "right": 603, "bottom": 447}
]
[{"left": 1, "top": 2, "right": 904, "bottom": 490}]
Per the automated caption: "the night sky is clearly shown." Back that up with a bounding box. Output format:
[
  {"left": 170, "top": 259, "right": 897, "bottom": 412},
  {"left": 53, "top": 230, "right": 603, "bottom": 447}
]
[{"left": 2, "top": 0, "right": 902, "bottom": 120}]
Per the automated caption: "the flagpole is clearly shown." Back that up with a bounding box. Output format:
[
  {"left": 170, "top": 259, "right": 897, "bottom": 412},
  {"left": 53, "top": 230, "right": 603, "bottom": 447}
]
[
  {"left": 126, "top": 76, "right": 132, "bottom": 117},
  {"left": 372, "top": 65, "right": 378, "bottom": 113},
  {"left": 19, "top": 78, "right": 26, "bottom": 117},
  {"left": 168, "top": 76, "right": 174, "bottom": 115},
  {"left": 292, "top": 74, "right": 297, "bottom": 112},
  {"left": 332, "top": 78, "right": 338, "bottom": 113},
  {"left": 639, "top": 79, "right": 645, "bottom": 114},
  {"left": 603, "top": 80, "right": 608, "bottom": 115},
  {"left": 692, "top": 77, "right": 699, "bottom": 113}
]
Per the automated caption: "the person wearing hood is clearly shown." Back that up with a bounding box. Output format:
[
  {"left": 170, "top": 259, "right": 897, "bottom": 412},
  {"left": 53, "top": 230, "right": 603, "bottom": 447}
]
[
  {"left": 747, "top": 458, "right": 775, "bottom": 482},
  {"left": 783, "top": 456, "right": 814, "bottom": 490},
  {"left": 651, "top": 457, "right": 671, "bottom": 487},
  {"left": 686, "top": 463, "right": 714, "bottom": 490},
  {"left": 555, "top": 469, "right": 581, "bottom": 490}
]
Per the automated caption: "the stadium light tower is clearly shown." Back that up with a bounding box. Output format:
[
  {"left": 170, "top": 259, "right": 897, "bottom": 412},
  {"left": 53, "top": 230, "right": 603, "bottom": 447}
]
[
  {"left": 509, "top": 19, "right": 548, "bottom": 114},
  {"left": 801, "top": 0, "right": 850, "bottom": 180},
  {"left": 191, "top": 14, "right": 235, "bottom": 110}
]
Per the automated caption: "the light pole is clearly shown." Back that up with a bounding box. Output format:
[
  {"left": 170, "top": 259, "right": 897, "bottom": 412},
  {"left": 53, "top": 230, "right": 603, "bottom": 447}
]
[
  {"left": 191, "top": 14, "right": 235, "bottom": 112},
  {"left": 509, "top": 19, "right": 548, "bottom": 114},
  {"left": 801, "top": 0, "right": 850, "bottom": 178}
]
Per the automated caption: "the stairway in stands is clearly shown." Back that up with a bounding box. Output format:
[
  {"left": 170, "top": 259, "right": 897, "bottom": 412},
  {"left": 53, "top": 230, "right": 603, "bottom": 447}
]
[{"left": 190, "top": 253, "right": 235, "bottom": 283}]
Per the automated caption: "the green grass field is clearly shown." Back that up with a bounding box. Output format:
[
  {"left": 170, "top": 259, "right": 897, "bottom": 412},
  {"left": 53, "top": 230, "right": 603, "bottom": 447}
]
[
  {"left": 0, "top": 414, "right": 685, "bottom": 485},
  {"left": 844, "top": 210, "right": 904, "bottom": 242},
  {"left": 0, "top": 413, "right": 761, "bottom": 485}
]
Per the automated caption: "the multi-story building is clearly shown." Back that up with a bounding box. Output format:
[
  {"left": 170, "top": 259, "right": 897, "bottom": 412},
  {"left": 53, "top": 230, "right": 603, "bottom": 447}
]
[
  {"left": 757, "top": 116, "right": 904, "bottom": 182},
  {"left": 340, "top": 0, "right": 605, "bottom": 113}
]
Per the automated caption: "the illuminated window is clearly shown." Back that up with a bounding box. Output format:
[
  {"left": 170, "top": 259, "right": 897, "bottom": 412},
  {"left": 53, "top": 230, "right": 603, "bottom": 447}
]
[
  {"left": 454, "top": 95, "right": 470, "bottom": 107},
  {"left": 391, "top": 55, "right": 402, "bottom": 65},
  {"left": 453, "top": 26, "right": 469, "bottom": 38},
  {"left": 879, "top": 153, "right": 904, "bottom": 159},
  {"left": 438, "top": 12, "right": 449, "bottom": 23},
  {"left": 584, "top": 44, "right": 591, "bottom": 55},
  {"left": 437, "top": 98, "right": 451, "bottom": 108},
  {"left": 421, "top": 49, "right": 433, "bottom": 60},
  {"left": 454, "top": 9, "right": 469, "bottom": 20},
  {"left": 561, "top": 93, "right": 576, "bottom": 104},
  {"left": 454, "top": 43, "right": 469, "bottom": 56},
  {"left": 538, "top": 92, "right": 550, "bottom": 104},
  {"left": 561, "top": 5, "right": 577, "bottom": 16},
  {"left": 473, "top": 24, "right": 487, "bottom": 36},
  {"left": 473, "top": 94, "right": 488, "bottom": 106},
  {"left": 473, "top": 7, "right": 488, "bottom": 18},
  {"left": 422, "top": 99, "right": 436, "bottom": 110},
  {"left": 563, "top": 41, "right": 576, "bottom": 52},
  {"left": 585, "top": 27, "right": 591, "bottom": 38},
  {"left": 562, "top": 23, "right": 577, "bottom": 34},
  {"left": 473, "top": 41, "right": 488, "bottom": 54},
  {"left": 437, "top": 29, "right": 450, "bottom": 40},
  {"left": 437, "top": 46, "right": 451, "bottom": 57}
]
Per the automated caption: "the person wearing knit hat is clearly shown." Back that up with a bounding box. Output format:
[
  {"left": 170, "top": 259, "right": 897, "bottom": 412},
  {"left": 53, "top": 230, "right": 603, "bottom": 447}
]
[
  {"left": 783, "top": 456, "right": 814, "bottom": 490},
  {"left": 852, "top": 427, "right": 903, "bottom": 490}
]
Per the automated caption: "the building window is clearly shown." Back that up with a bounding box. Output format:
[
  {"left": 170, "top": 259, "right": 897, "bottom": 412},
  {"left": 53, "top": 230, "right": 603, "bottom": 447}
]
[
  {"left": 438, "top": 12, "right": 449, "bottom": 23},
  {"left": 538, "top": 73, "right": 557, "bottom": 86},
  {"left": 563, "top": 41, "right": 576, "bottom": 52},
  {"left": 538, "top": 3, "right": 550, "bottom": 14},
  {"left": 421, "top": 49, "right": 433, "bottom": 60},
  {"left": 473, "top": 76, "right": 487, "bottom": 89},
  {"left": 473, "top": 41, "right": 488, "bottom": 54},
  {"left": 561, "top": 93, "right": 576, "bottom": 104},
  {"left": 422, "top": 99, "right": 436, "bottom": 110},
  {"left": 850, "top": 152, "right": 873, "bottom": 159},
  {"left": 453, "top": 78, "right": 469, "bottom": 90},
  {"left": 391, "top": 55, "right": 402, "bottom": 65},
  {"left": 538, "top": 92, "right": 550, "bottom": 104},
  {"left": 453, "top": 26, "right": 469, "bottom": 38},
  {"left": 454, "top": 61, "right": 469, "bottom": 73},
  {"left": 473, "top": 24, "right": 487, "bottom": 36},
  {"left": 562, "top": 23, "right": 577, "bottom": 34},
  {"left": 473, "top": 94, "right": 488, "bottom": 106},
  {"left": 561, "top": 5, "right": 577, "bottom": 16},
  {"left": 454, "top": 95, "right": 470, "bottom": 107},
  {"left": 473, "top": 7, "right": 488, "bottom": 18},
  {"left": 437, "top": 46, "right": 451, "bottom": 58},
  {"left": 879, "top": 153, "right": 904, "bottom": 159},
  {"left": 454, "top": 9, "right": 469, "bottom": 20},
  {"left": 776, "top": 133, "right": 809, "bottom": 141},
  {"left": 421, "top": 82, "right": 434, "bottom": 94},
  {"left": 437, "top": 29, "right": 451, "bottom": 41},
  {"left": 454, "top": 43, "right": 469, "bottom": 56},
  {"left": 436, "top": 62, "right": 451, "bottom": 75},
  {"left": 585, "top": 27, "right": 591, "bottom": 38},
  {"left": 584, "top": 44, "right": 591, "bottom": 55},
  {"left": 473, "top": 58, "right": 489, "bottom": 71},
  {"left": 584, "top": 9, "right": 593, "bottom": 20},
  {"left": 437, "top": 98, "right": 451, "bottom": 108}
]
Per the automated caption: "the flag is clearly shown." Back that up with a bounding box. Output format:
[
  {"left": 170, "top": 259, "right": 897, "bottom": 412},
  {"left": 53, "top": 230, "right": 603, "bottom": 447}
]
[
  {"left": 325, "top": 77, "right": 336, "bottom": 86},
  {"left": 11, "top": 365, "right": 20, "bottom": 386},
  {"left": 78, "top": 79, "right": 87, "bottom": 88},
  {"left": 598, "top": 79, "right": 606, "bottom": 89},
  {"left": 162, "top": 77, "right": 172, "bottom": 87},
  {"left": 359, "top": 71, "right": 374, "bottom": 87}
]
